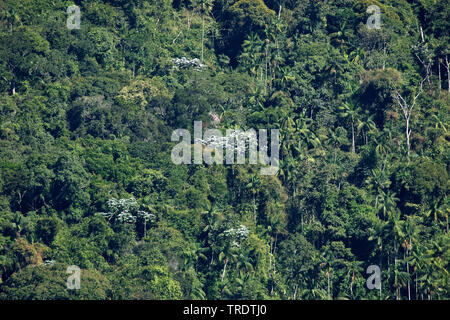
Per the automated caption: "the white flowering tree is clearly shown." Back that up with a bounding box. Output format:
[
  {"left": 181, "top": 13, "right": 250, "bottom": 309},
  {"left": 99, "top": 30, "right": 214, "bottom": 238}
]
[
  {"left": 222, "top": 225, "right": 250, "bottom": 248},
  {"left": 219, "top": 224, "right": 250, "bottom": 282},
  {"left": 99, "top": 198, "right": 155, "bottom": 237},
  {"left": 171, "top": 57, "right": 206, "bottom": 71}
]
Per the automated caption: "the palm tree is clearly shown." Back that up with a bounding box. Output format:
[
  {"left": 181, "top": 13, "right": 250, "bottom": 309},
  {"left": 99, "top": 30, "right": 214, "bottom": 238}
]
[
  {"left": 246, "top": 174, "right": 261, "bottom": 224},
  {"left": 358, "top": 114, "right": 377, "bottom": 145},
  {"left": 5, "top": 7, "right": 20, "bottom": 32},
  {"left": 366, "top": 168, "right": 390, "bottom": 211},
  {"left": 295, "top": 114, "right": 321, "bottom": 150},
  {"left": 406, "top": 242, "right": 427, "bottom": 299},
  {"left": 219, "top": 245, "right": 238, "bottom": 282},
  {"left": 277, "top": 66, "right": 296, "bottom": 88},
  {"left": 330, "top": 21, "right": 353, "bottom": 52},
  {"left": 279, "top": 156, "right": 300, "bottom": 195},
  {"left": 388, "top": 210, "right": 405, "bottom": 264},
  {"left": 279, "top": 116, "right": 296, "bottom": 161},
  {"left": 347, "top": 47, "right": 366, "bottom": 67},
  {"left": 339, "top": 102, "right": 361, "bottom": 153},
  {"left": 181, "top": 241, "right": 208, "bottom": 273},
  {"left": 240, "top": 33, "right": 264, "bottom": 77},
  {"left": 345, "top": 260, "right": 363, "bottom": 299},
  {"left": 325, "top": 266, "right": 333, "bottom": 300},
  {"left": 377, "top": 190, "right": 399, "bottom": 220},
  {"left": 432, "top": 113, "right": 448, "bottom": 133},
  {"left": 425, "top": 203, "right": 449, "bottom": 234},
  {"left": 236, "top": 252, "right": 254, "bottom": 279},
  {"left": 393, "top": 266, "right": 410, "bottom": 300},
  {"left": 195, "top": 0, "right": 213, "bottom": 62},
  {"left": 326, "top": 127, "right": 348, "bottom": 163},
  {"left": 369, "top": 220, "right": 387, "bottom": 273},
  {"left": 400, "top": 216, "right": 421, "bottom": 300},
  {"left": 202, "top": 208, "right": 223, "bottom": 266},
  {"left": 373, "top": 129, "right": 393, "bottom": 171}
]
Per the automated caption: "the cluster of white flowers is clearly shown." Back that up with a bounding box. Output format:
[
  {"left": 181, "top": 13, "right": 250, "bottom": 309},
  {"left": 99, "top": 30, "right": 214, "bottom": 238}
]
[
  {"left": 44, "top": 260, "right": 55, "bottom": 266},
  {"left": 137, "top": 210, "right": 155, "bottom": 222},
  {"left": 99, "top": 198, "right": 154, "bottom": 224},
  {"left": 172, "top": 57, "right": 206, "bottom": 71},
  {"left": 115, "top": 209, "right": 136, "bottom": 223},
  {"left": 194, "top": 130, "right": 259, "bottom": 155},
  {"left": 223, "top": 224, "right": 250, "bottom": 247},
  {"left": 107, "top": 198, "right": 138, "bottom": 211}
]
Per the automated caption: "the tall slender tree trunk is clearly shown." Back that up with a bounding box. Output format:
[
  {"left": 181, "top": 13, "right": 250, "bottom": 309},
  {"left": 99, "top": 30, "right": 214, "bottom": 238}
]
[
  {"left": 351, "top": 122, "right": 355, "bottom": 153},
  {"left": 407, "top": 261, "right": 411, "bottom": 300},
  {"left": 327, "top": 272, "right": 331, "bottom": 300},
  {"left": 395, "top": 258, "right": 399, "bottom": 300},
  {"left": 10, "top": 79, "right": 15, "bottom": 95},
  {"left": 221, "top": 258, "right": 228, "bottom": 282},
  {"left": 446, "top": 214, "right": 448, "bottom": 234},
  {"left": 415, "top": 274, "right": 418, "bottom": 300},
  {"left": 269, "top": 238, "right": 272, "bottom": 276},
  {"left": 144, "top": 221, "right": 146, "bottom": 238},
  {"left": 273, "top": 234, "right": 278, "bottom": 276},
  {"left": 407, "top": 239, "right": 411, "bottom": 300},
  {"left": 187, "top": 11, "right": 191, "bottom": 30},
  {"left": 265, "top": 46, "right": 268, "bottom": 94},
  {"left": 201, "top": 9, "right": 204, "bottom": 62},
  {"left": 253, "top": 195, "right": 256, "bottom": 223},
  {"left": 446, "top": 55, "right": 450, "bottom": 93},
  {"left": 406, "top": 116, "right": 411, "bottom": 161},
  {"left": 438, "top": 59, "right": 442, "bottom": 90},
  {"left": 350, "top": 276, "right": 353, "bottom": 297}
]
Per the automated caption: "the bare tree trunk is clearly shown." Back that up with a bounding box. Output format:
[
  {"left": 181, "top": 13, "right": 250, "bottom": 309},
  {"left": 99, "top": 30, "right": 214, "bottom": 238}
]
[
  {"left": 446, "top": 214, "right": 448, "bottom": 234},
  {"left": 201, "top": 9, "right": 204, "bottom": 62},
  {"left": 446, "top": 55, "right": 450, "bottom": 93},
  {"left": 268, "top": 238, "right": 272, "bottom": 276},
  {"left": 438, "top": 59, "right": 442, "bottom": 90},
  {"left": 144, "top": 221, "right": 146, "bottom": 238},
  {"left": 350, "top": 276, "right": 353, "bottom": 297},
  {"left": 393, "top": 73, "right": 428, "bottom": 161},
  {"left": 395, "top": 258, "right": 399, "bottom": 300},
  {"left": 407, "top": 261, "right": 411, "bottom": 300},
  {"left": 11, "top": 79, "right": 15, "bottom": 95},
  {"left": 327, "top": 271, "right": 331, "bottom": 300},
  {"left": 221, "top": 258, "right": 228, "bottom": 282},
  {"left": 187, "top": 11, "right": 191, "bottom": 30},
  {"left": 273, "top": 234, "right": 278, "bottom": 276},
  {"left": 415, "top": 274, "right": 418, "bottom": 300},
  {"left": 253, "top": 195, "right": 256, "bottom": 223},
  {"left": 351, "top": 122, "right": 355, "bottom": 153},
  {"left": 265, "top": 46, "right": 268, "bottom": 94},
  {"left": 406, "top": 116, "right": 411, "bottom": 159}
]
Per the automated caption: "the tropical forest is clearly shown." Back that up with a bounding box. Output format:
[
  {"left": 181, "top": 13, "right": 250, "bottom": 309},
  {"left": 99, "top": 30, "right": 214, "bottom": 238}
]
[{"left": 0, "top": 0, "right": 448, "bottom": 300}]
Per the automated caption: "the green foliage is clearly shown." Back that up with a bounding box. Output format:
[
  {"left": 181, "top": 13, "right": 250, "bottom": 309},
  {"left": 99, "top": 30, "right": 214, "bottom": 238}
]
[
  {"left": 0, "top": 0, "right": 448, "bottom": 301},
  {"left": 0, "top": 263, "right": 111, "bottom": 300}
]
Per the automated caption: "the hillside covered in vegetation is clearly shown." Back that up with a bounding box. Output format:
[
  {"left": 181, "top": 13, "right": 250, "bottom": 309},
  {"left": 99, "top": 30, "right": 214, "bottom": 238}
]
[{"left": 0, "top": 0, "right": 448, "bottom": 300}]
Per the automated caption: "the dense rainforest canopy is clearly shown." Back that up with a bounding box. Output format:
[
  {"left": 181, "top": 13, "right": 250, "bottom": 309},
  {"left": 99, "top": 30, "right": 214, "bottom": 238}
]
[{"left": 0, "top": 0, "right": 448, "bottom": 300}]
